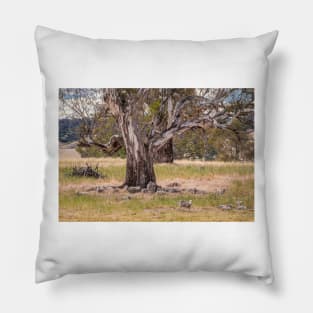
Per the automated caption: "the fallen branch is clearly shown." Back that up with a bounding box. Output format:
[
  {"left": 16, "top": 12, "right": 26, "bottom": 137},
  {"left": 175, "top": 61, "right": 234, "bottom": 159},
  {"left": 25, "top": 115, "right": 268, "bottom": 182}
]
[{"left": 70, "top": 164, "right": 103, "bottom": 178}]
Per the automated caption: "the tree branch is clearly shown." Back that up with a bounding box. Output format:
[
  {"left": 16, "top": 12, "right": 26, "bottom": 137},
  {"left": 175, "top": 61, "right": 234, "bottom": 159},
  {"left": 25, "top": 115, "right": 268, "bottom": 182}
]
[
  {"left": 151, "top": 115, "right": 215, "bottom": 150},
  {"left": 151, "top": 105, "right": 253, "bottom": 151},
  {"left": 78, "top": 134, "right": 123, "bottom": 154}
]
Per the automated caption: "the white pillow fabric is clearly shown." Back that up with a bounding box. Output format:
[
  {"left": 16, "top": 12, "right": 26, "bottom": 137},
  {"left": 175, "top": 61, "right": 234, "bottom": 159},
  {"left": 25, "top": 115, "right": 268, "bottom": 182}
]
[{"left": 35, "top": 26, "right": 278, "bottom": 283}]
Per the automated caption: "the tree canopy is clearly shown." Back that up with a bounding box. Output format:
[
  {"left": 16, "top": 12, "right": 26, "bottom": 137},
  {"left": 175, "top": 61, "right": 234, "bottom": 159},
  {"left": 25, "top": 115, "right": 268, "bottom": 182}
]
[{"left": 60, "top": 88, "right": 255, "bottom": 187}]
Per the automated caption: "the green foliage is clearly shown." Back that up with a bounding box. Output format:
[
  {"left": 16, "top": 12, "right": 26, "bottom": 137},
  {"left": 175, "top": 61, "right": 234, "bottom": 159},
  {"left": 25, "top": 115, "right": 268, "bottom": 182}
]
[
  {"left": 173, "top": 127, "right": 254, "bottom": 161},
  {"left": 149, "top": 99, "right": 161, "bottom": 115}
]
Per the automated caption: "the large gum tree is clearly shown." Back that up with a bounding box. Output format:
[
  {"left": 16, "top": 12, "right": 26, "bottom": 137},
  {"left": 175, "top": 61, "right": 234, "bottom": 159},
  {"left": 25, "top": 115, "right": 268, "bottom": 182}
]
[{"left": 59, "top": 88, "right": 254, "bottom": 188}]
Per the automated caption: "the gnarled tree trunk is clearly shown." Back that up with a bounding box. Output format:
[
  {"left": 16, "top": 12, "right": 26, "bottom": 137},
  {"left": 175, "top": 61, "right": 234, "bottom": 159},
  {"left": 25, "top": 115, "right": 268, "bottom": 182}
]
[
  {"left": 119, "top": 114, "right": 156, "bottom": 188},
  {"left": 125, "top": 143, "right": 155, "bottom": 187}
]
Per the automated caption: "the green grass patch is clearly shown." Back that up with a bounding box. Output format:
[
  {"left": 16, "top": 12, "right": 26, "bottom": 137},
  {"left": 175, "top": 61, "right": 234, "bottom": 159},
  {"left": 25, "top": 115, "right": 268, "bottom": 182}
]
[{"left": 59, "top": 178, "right": 254, "bottom": 222}]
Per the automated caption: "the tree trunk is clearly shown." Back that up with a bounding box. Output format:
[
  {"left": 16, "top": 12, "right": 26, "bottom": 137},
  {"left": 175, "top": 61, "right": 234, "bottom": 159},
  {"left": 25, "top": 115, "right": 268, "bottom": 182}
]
[
  {"left": 154, "top": 139, "right": 174, "bottom": 163},
  {"left": 125, "top": 144, "right": 155, "bottom": 187},
  {"left": 119, "top": 115, "right": 156, "bottom": 188}
]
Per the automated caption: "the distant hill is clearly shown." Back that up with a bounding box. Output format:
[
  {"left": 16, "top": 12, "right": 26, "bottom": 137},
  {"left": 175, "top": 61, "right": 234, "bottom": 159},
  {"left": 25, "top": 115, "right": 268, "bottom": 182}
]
[{"left": 59, "top": 118, "right": 81, "bottom": 143}]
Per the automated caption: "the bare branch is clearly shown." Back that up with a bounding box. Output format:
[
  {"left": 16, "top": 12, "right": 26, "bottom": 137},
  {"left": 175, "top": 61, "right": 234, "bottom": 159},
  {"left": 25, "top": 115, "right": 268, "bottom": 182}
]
[
  {"left": 151, "top": 115, "right": 215, "bottom": 150},
  {"left": 78, "top": 134, "right": 123, "bottom": 154}
]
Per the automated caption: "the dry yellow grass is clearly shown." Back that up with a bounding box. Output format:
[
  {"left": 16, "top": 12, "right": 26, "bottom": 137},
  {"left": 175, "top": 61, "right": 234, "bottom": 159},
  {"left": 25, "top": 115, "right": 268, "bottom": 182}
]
[
  {"left": 59, "top": 155, "right": 253, "bottom": 168},
  {"left": 59, "top": 156, "right": 254, "bottom": 222}
]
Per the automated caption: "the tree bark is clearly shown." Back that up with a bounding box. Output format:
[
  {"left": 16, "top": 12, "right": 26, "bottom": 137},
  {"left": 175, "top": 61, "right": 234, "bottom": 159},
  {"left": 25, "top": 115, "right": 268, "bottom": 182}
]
[
  {"left": 125, "top": 144, "right": 156, "bottom": 187},
  {"left": 119, "top": 114, "right": 156, "bottom": 188}
]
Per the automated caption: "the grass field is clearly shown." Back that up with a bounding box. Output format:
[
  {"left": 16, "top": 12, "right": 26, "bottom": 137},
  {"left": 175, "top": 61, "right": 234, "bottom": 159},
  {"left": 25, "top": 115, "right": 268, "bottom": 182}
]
[{"left": 59, "top": 156, "right": 254, "bottom": 222}]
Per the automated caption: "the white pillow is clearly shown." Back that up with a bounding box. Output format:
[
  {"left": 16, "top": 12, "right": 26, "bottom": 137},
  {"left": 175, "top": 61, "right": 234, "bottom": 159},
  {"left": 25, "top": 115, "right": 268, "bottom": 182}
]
[{"left": 35, "top": 26, "right": 278, "bottom": 283}]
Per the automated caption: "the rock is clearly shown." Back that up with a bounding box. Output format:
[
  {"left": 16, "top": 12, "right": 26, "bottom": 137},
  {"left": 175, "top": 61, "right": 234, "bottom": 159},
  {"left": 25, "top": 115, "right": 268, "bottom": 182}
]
[
  {"left": 235, "top": 200, "right": 247, "bottom": 210},
  {"left": 179, "top": 200, "right": 192, "bottom": 208},
  {"left": 218, "top": 204, "right": 233, "bottom": 210},
  {"left": 147, "top": 181, "right": 157, "bottom": 193},
  {"left": 156, "top": 190, "right": 166, "bottom": 196},
  {"left": 189, "top": 188, "right": 198, "bottom": 194},
  {"left": 127, "top": 186, "right": 141, "bottom": 193},
  {"left": 163, "top": 187, "right": 180, "bottom": 193},
  {"left": 196, "top": 190, "right": 207, "bottom": 195},
  {"left": 96, "top": 186, "right": 105, "bottom": 193},
  {"left": 181, "top": 188, "right": 207, "bottom": 195}
]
